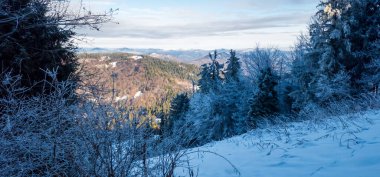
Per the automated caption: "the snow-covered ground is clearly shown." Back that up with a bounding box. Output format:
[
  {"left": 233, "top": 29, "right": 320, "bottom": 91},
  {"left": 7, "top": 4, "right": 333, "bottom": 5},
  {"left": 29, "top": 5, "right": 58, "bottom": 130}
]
[{"left": 177, "top": 110, "right": 380, "bottom": 177}]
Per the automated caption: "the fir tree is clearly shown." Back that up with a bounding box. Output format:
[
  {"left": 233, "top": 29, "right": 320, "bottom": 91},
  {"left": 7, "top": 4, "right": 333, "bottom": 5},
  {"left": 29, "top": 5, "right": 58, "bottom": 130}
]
[
  {"left": 198, "top": 63, "right": 212, "bottom": 93},
  {"left": 350, "top": 0, "right": 380, "bottom": 93},
  {"left": 304, "top": 0, "right": 380, "bottom": 103},
  {"left": 162, "top": 93, "right": 189, "bottom": 134},
  {"left": 0, "top": 0, "right": 79, "bottom": 98},
  {"left": 308, "top": 0, "right": 352, "bottom": 103},
  {"left": 198, "top": 50, "right": 223, "bottom": 93},
  {"left": 248, "top": 68, "right": 279, "bottom": 123},
  {"left": 225, "top": 50, "right": 241, "bottom": 82}
]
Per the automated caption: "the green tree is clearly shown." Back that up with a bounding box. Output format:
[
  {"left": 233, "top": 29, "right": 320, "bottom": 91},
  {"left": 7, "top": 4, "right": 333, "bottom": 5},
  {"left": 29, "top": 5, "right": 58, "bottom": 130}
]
[
  {"left": 225, "top": 50, "right": 241, "bottom": 82},
  {"left": 162, "top": 93, "right": 189, "bottom": 134},
  {"left": 0, "top": 0, "right": 78, "bottom": 97},
  {"left": 350, "top": 0, "right": 380, "bottom": 93},
  {"left": 290, "top": 0, "right": 380, "bottom": 108},
  {"left": 0, "top": 0, "right": 113, "bottom": 98},
  {"left": 309, "top": 0, "right": 379, "bottom": 101},
  {"left": 198, "top": 50, "right": 223, "bottom": 93},
  {"left": 248, "top": 68, "right": 279, "bottom": 123}
]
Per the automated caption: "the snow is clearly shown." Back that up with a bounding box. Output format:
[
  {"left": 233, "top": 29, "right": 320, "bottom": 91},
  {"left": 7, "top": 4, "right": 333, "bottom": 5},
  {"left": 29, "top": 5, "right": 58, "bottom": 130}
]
[
  {"left": 130, "top": 55, "right": 143, "bottom": 60},
  {"left": 115, "top": 95, "right": 128, "bottom": 102},
  {"left": 110, "top": 62, "right": 118, "bottom": 68},
  {"left": 176, "top": 110, "right": 380, "bottom": 177},
  {"left": 134, "top": 91, "right": 142, "bottom": 98}
]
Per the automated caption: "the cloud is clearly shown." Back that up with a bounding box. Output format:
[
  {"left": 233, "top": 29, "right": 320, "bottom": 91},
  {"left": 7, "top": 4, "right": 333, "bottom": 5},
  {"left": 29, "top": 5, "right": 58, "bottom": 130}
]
[
  {"left": 75, "top": 0, "right": 319, "bottom": 49},
  {"left": 224, "top": 0, "right": 318, "bottom": 10},
  {"left": 80, "top": 11, "right": 311, "bottom": 39}
]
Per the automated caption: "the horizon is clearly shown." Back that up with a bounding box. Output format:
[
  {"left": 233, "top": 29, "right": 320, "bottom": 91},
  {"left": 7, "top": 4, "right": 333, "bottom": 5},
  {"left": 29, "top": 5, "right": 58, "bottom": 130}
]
[
  {"left": 75, "top": 0, "right": 319, "bottom": 50},
  {"left": 78, "top": 47, "right": 290, "bottom": 51}
]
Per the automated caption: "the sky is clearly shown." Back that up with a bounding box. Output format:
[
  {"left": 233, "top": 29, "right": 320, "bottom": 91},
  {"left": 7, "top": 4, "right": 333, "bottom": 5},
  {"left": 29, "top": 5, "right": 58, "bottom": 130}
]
[{"left": 76, "top": 0, "right": 319, "bottom": 50}]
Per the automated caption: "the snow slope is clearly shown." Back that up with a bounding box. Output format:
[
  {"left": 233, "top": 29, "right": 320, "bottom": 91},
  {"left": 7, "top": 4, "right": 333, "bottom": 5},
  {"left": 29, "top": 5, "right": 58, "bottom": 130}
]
[{"left": 177, "top": 110, "right": 380, "bottom": 177}]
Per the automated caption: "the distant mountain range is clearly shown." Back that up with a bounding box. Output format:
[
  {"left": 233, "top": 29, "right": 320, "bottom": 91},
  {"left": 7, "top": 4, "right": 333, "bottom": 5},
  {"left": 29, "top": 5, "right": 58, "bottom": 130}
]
[{"left": 78, "top": 48, "right": 260, "bottom": 65}]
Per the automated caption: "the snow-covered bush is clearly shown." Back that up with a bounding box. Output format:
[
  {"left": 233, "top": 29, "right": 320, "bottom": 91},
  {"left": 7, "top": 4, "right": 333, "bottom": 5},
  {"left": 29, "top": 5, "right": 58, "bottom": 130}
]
[
  {"left": 0, "top": 72, "right": 199, "bottom": 176},
  {"left": 0, "top": 73, "right": 80, "bottom": 176}
]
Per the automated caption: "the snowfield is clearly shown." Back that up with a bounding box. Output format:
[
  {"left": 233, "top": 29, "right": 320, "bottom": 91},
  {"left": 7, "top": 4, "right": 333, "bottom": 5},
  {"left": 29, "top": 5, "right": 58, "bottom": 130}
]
[{"left": 176, "top": 110, "right": 380, "bottom": 177}]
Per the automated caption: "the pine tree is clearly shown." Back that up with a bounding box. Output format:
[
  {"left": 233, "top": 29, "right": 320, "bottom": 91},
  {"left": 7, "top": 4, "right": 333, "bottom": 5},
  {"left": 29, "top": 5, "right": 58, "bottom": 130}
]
[
  {"left": 350, "top": 0, "right": 380, "bottom": 93},
  {"left": 0, "top": 0, "right": 79, "bottom": 98},
  {"left": 225, "top": 50, "right": 241, "bottom": 82},
  {"left": 305, "top": 0, "right": 380, "bottom": 103},
  {"left": 248, "top": 68, "right": 279, "bottom": 122},
  {"left": 198, "top": 50, "right": 223, "bottom": 93},
  {"left": 162, "top": 93, "right": 189, "bottom": 134},
  {"left": 198, "top": 63, "right": 212, "bottom": 93},
  {"left": 211, "top": 50, "right": 244, "bottom": 136},
  {"left": 308, "top": 0, "right": 353, "bottom": 103}
]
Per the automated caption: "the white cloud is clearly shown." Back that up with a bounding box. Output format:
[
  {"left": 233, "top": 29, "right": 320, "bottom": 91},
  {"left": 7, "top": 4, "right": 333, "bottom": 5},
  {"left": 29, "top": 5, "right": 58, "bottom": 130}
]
[
  {"left": 75, "top": 0, "right": 319, "bottom": 49},
  {"left": 78, "top": 27, "right": 304, "bottom": 50}
]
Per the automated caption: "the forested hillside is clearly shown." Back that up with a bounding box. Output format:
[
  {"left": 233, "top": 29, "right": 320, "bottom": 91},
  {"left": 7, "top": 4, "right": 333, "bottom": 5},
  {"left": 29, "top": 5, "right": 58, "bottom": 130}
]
[{"left": 78, "top": 53, "right": 199, "bottom": 127}]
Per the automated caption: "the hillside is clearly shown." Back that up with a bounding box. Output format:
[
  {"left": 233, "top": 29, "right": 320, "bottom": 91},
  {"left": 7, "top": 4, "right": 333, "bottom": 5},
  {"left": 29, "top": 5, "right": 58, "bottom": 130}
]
[
  {"left": 175, "top": 110, "right": 380, "bottom": 177},
  {"left": 78, "top": 53, "right": 199, "bottom": 123}
]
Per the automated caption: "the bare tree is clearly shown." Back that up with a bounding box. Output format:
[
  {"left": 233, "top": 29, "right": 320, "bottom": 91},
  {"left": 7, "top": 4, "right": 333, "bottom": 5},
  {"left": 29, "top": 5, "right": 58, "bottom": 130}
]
[{"left": 244, "top": 46, "right": 287, "bottom": 81}]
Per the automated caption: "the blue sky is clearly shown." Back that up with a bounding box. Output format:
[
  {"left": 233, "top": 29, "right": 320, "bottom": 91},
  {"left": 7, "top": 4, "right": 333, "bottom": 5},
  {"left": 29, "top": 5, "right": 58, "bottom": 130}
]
[{"left": 77, "top": 0, "right": 319, "bottom": 50}]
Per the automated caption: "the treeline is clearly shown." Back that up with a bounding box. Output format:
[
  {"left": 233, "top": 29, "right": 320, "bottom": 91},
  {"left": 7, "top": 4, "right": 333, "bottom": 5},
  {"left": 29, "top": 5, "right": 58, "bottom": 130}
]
[{"left": 162, "top": 0, "right": 380, "bottom": 145}]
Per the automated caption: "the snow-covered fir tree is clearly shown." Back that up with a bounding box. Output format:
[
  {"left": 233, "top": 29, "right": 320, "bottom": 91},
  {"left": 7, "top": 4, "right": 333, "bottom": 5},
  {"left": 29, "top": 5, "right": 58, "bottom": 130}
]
[
  {"left": 291, "top": 0, "right": 379, "bottom": 108},
  {"left": 309, "top": 0, "right": 353, "bottom": 103},
  {"left": 248, "top": 67, "right": 279, "bottom": 124},
  {"left": 351, "top": 0, "right": 380, "bottom": 93},
  {"left": 183, "top": 50, "right": 250, "bottom": 142},
  {"left": 225, "top": 50, "right": 241, "bottom": 82},
  {"left": 198, "top": 50, "right": 224, "bottom": 93}
]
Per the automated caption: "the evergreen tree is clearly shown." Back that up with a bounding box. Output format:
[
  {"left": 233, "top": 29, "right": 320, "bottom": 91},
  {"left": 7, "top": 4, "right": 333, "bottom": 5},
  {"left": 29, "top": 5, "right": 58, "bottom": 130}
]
[
  {"left": 290, "top": 0, "right": 379, "bottom": 108},
  {"left": 361, "top": 59, "right": 380, "bottom": 94},
  {"left": 211, "top": 50, "right": 244, "bottom": 136},
  {"left": 0, "top": 0, "right": 79, "bottom": 98},
  {"left": 213, "top": 81, "right": 246, "bottom": 136},
  {"left": 308, "top": 0, "right": 352, "bottom": 103},
  {"left": 248, "top": 68, "right": 279, "bottom": 123},
  {"left": 198, "top": 50, "right": 223, "bottom": 93},
  {"left": 198, "top": 63, "right": 212, "bottom": 93},
  {"left": 225, "top": 50, "right": 241, "bottom": 82},
  {"left": 162, "top": 93, "right": 189, "bottom": 134},
  {"left": 290, "top": 34, "right": 319, "bottom": 110},
  {"left": 351, "top": 0, "right": 380, "bottom": 92},
  {"left": 305, "top": 0, "right": 380, "bottom": 103}
]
